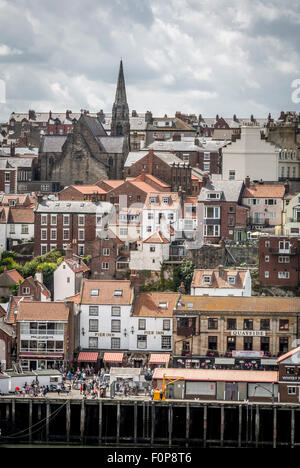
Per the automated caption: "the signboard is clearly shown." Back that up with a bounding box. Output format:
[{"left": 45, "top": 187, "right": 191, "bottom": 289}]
[
  {"left": 231, "top": 331, "right": 266, "bottom": 337},
  {"left": 232, "top": 350, "right": 264, "bottom": 358}
]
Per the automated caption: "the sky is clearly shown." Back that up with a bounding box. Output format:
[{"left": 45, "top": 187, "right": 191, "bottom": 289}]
[{"left": 0, "top": 0, "right": 300, "bottom": 121}]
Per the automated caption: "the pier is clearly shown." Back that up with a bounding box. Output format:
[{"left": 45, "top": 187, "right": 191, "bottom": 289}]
[{"left": 1, "top": 397, "right": 300, "bottom": 447}]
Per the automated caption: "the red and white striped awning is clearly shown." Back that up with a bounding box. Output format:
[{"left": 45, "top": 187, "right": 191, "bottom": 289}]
[
  {"left": 148, "top": 354, "right": 170, "bottom": 365},
  {"left": 19, "top": 353, "right": 64, "bottom": 360},
  {"left": 77, "top": 352, "right": 99, "bottom": 362},
  {"left": 103, "top": 352, "right": 124, "bottom": 363}
]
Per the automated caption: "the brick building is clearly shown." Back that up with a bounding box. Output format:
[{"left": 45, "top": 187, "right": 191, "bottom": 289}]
[
  {"left": 277, "top": 346, "right": 300, "bottom": 403},
  {"left": 198, "top": 179, "right": 248, "bottom": 243},
  {"left": 86, "top": 230, "right": 124, "bottom": 280},
  {"left": 0, "top": 317, "right": 15, "bottom": 370},
  {"left": 259, "top": 235, "right": 300, "bottom": 287},
  {"left": 58, "top": 185, "right": 107, "bottom": 202},
  {"left": 124, "top": 149, "right": 193, "bottom": 194},
  {"left": 34, "top": 200, "right": 114, "bottom": 257},
  {"left": 147, "top": 137, "right": 222, "bottom": 175}
]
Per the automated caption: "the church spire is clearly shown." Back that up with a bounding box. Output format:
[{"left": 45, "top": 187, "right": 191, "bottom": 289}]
[
  {"left": 111, "top": 60, "right": 130, "bottom": 138},
  {"left": 114, "top": 59, "right": 127, "bottom": 105}
]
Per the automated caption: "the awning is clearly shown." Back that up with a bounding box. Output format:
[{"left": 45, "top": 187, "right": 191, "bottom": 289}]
[
  {"left": 19, "top": 353, "right": 64, "bottom": 360},
  {"left": 148, "top": 354, "right": 170, "bottom": 365},
  {"left": 261, "top": 359, "right": 278, "bottom": 366},
  {"left": 77, "top": 352, "right": 99, "bottom": 362},
  {"left": 215, "top": 358, "right": 235, "bottom": 365},
  {"left": 103, "top": 352, "right": 124, "bottom": 363}
]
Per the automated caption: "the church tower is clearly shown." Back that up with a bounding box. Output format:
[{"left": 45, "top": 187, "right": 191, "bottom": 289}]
[{"left": 111, "top": 60, "right": 130, "bottom": 142}]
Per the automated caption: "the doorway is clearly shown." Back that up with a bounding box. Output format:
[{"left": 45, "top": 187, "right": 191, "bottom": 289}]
[{"left": 225, "top": 382, "right": 238, "bottom": 401}]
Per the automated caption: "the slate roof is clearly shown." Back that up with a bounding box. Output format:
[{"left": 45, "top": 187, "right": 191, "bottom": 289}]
[
  {"left": 199, "top": 180, "right": 244, "bottom": 202},
  {"left": 39, "top": 135, "right": 67, "bottom": 153},
  {"left": 35, "top": 200, "right": 113, "bottom": 214},
  {"left": 124, "top": 151, "right": 188, "bottom": 168},
  {"left": 81, "top": 114, "right": 107, "bottom": 137},
  {"left": 96, "top": 136, "right": 124, "bottom": 153}
]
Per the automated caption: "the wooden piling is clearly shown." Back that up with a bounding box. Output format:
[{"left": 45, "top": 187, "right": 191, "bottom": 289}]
[
  {"left": 291, "top": 409, "right": 295, "bottom": 449},
  {"left": 185, "top": 403, "right": 190, "bottom": 448},
  {"left": 273, "top": 407, "right": 277, "bottom": 449},
  {"left": 168, "top": 404, "right": 173, "bottom": 447},
  {"left": 255, "top": 405, "right": 260, "bottom": 448},
  {"left": 116, "top": 402, "right": 121, "bottom": 444},
  {"left": 46, "top": 402, "right": 50, "bottom": 442},
  {"left": 28, "top": 399, "right": 32, "bottom": 443},
  {"left": 220, "top": 405, "right": 225, "bottom": 447},
  {"left": 98, "top": 401, "right": 103, "bottom": 443},
  {"left": 134, "top": 402, "right": 138, "bottom": 444},
  {"left": 80, "top": 400, "right": 85, "bottom": 444},
  {"left": 203, "top": 404, "right": 207, "bottom": 448},
  {"left": 11, "top": 399, "right": 15, "bottom": 425},
  {"left": 151, "top": 402, "right": 155, "bottom": 445},
  {"left": 238, "top": 405, "right": 242, "bottom": 448},
  {"left": 66, "top": 400, "right": 71, "bottom": 444}
]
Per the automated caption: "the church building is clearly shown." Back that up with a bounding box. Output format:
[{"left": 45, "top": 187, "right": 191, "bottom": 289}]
[{"left": 38, "top": 61, "right": 130, "bottom": 186}]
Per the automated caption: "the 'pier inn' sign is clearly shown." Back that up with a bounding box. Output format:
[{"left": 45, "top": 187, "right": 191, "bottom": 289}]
[{"left": 230, "top": 331, "right": 266, "bottom": 337}]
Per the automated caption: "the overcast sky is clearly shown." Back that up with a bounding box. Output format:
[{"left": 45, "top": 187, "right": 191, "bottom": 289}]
[{"left": 0, "top": 0, "right": 299, "bottom": 122}]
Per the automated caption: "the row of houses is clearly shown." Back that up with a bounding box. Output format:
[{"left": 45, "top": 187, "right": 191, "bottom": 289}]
[{"left": 1, "top": 277, "right": 299, "bottom": 372}]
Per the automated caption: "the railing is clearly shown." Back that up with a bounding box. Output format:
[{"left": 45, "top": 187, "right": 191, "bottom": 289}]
[{"left": 22, "top": 330, "right": 64, "bottom": 336}]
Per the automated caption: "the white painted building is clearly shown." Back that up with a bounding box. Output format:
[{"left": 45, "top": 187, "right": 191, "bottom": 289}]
[
  {"left": 222, "top": 126, "right": 279, "bottom": 182},
  {"left": 54, "top": 250, "right": 89, "bottom": 301},
  {"left": 191, "top": 267, "right": 252, "bottom": 297},
  {"left": 129, "top": 231, "right": 170, "bottom": 271},
  {"left": 142, "top": 192, "right": 181, "bottom": 240},
  {"left": 128, "top": 292, "right": 178, "bottom": 355},
  {"left": 79, "top": 280, "right": 134, "bottom": 352}
]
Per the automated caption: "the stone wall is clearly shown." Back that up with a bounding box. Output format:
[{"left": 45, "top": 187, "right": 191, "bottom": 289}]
[{"left": 187, "top": 244, "right": 258, "bottom": 268}]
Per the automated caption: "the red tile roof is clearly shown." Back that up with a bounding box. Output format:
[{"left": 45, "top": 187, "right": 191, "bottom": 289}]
[
  {"left": 132, "top": 292, "right": 179, "bottom": 317},
  {"left": 4, "top": 269, "right": 24, "bottom": 284},
  {"left": 17, "top": 302, "right": 70, "bottom": 322},
  {"left": 143, "top": 230, "right": 170, "bottom": 244},
  {"left": 243, "top": 184, "right": 285, "bottom": 198},
  {"left": 80, "top": 280, "right": 134, "bottom": 305},
  {"left": 191, "top": 269, "right": 248, "bottom": 290}
]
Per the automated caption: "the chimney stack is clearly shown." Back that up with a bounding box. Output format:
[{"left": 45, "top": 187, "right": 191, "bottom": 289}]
[
  {"left": 65, "top": 244, "right": 73, "bottom": 259},
  {"left": 148, "top": 149, "right": 154, "bottom": 175},
  {"left": 218, "top": 265, "right": 224, "bottom": 278},
  {"left": 245, "top": 176, "right": 250, "bottom": 188}
]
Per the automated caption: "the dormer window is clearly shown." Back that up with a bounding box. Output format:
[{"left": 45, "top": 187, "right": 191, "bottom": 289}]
[
  {"left": 162, "top": 197, "right": 170, "bottom": 204},
  {"left": 158, "top": 302, "right": 168, "bottom": 309},
  {"left": 228, "top": 276, "right": 236, "bottom": 285},
  {"left": 114, "top": 290, "right": 123, "bottom": 296},
  {"left": 207, "top": 192, "right": 221, "bottom": 200},
  {"left": 91, "top": 289, "right": 99, "bottom": 296},
  {"left": 150, "top": 197, "right": 157, "bottom": 204},
  {"left": 203, "top": 275, "right": 212, "bottom": 284}
]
